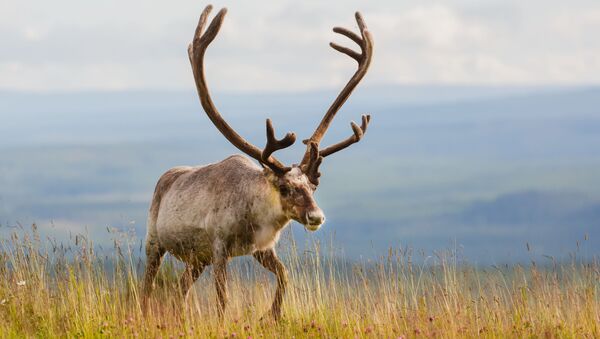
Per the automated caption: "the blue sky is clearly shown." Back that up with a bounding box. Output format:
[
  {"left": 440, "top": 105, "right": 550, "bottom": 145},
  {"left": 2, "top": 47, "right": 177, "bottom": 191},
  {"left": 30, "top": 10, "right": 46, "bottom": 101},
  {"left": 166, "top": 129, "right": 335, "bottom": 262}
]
[{"left": 1, "top": 0, "right": 600, "bottom": 92}]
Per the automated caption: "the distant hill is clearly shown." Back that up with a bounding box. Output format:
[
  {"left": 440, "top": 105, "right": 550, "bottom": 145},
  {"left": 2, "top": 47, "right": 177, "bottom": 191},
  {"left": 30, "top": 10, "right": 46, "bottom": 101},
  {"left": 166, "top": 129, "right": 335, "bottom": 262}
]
[
  {"left": 457, "top": 191, "right": 593, "bottom": 225},
  {"left": 1, "top": 85, "right": 599, "bottom": 263}
]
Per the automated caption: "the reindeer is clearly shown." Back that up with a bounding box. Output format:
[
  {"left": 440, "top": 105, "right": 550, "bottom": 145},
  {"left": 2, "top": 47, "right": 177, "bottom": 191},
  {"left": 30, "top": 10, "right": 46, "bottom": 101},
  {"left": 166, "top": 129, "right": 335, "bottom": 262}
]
[{"left": 141, "top": 5, "right": 373, "bottom": 320}]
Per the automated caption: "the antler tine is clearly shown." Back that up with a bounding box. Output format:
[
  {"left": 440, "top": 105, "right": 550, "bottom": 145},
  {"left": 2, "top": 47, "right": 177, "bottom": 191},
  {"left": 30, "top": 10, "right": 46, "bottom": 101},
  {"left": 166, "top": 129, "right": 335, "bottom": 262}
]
[
  {"left": 355, "top": 11, "right": 368, "bottom": 34},
  {"left": 329, "top": 41, "right": 361, "bottom": 62},
  {"left": 188, "top": 5, "right": 226, "bottom": 58},
  {"left": 300, "top": 11, "right": 374, "bottom": 167},
  {"left": 192, "top": 5, "right": 213, "bottom": 45},
  {"left": 332, "top": 27, "right": 362, "bottom": 45},
  {"left": 318, "top": 114, "right": 370, "bottom": 157},
  {"left": 261, "top": 119, "right": 296, "bottom": 174},
  {"left": 188, "top": 5, "right": 294, "bottom": 173}
]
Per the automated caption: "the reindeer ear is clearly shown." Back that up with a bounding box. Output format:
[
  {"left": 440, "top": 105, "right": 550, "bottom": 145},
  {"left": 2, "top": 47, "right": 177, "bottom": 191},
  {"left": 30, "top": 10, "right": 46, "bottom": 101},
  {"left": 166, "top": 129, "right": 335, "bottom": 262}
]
[{"left": 304, "top": 142, "right": 323, "bottom": 186}]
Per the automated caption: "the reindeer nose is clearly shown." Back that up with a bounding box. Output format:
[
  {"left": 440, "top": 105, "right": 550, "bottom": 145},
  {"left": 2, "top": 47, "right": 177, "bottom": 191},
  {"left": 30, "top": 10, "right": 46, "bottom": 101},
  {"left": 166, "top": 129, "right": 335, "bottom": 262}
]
[{"left": 307, "top": 210, "right": 325, "bottom": 226}]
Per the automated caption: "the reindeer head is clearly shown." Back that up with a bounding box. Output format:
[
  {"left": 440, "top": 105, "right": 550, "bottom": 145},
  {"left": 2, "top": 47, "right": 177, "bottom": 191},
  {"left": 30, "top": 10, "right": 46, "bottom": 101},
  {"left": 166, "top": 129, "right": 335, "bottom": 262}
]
[
  {"left": 188, "top": 5, "right": 373, "bottom": 231},
  {"left": 268, "top": 166, "right": 321, "bottom": 231}
]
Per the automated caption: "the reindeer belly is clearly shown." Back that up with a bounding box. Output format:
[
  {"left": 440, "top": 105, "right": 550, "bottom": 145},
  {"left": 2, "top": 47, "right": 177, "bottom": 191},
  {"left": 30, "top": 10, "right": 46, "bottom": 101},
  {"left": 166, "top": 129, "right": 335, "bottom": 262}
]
[
  {"left": 157, "top": 224, "right": 213, "bottom": 264},
  {"left": 154, "top": 188, "right": 223, "bottom": 264},
  {"left": 155, "top": 191, "right": 256, "bottom": 262}
]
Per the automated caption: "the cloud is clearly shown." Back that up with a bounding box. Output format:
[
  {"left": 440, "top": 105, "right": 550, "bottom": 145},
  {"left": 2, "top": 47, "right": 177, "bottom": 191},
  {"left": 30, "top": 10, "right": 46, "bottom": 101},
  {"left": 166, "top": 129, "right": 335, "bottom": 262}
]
[{"left": 1, "top": 0, "right": 600, "bottom": 91}]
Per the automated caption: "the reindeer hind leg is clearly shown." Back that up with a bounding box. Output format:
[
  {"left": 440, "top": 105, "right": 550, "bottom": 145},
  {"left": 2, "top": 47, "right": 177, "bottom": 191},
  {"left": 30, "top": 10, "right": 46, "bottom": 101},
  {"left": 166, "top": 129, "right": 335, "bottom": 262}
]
[
  {"left": 141, "top": 241, "right": 165, "bottom": 314},
  {"left": 179, "top": 263, "right": 206, "bottom": 301},
  {"left": 212, "top": 242, "right": 229, "bottom": 320}
]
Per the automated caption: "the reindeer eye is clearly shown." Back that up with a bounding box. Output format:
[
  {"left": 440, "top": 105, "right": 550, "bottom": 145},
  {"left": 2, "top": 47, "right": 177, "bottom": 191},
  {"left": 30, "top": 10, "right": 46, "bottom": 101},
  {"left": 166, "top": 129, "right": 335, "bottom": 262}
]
[{"left": 279, "top": 185, "right": 290, "bottom": 196}]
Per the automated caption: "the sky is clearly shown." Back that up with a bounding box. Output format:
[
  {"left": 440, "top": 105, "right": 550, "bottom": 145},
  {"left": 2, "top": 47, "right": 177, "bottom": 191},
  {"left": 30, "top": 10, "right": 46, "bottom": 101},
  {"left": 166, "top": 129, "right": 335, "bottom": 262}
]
[{"left": 1, "top": 0, "right": 600, "bottom": 92}]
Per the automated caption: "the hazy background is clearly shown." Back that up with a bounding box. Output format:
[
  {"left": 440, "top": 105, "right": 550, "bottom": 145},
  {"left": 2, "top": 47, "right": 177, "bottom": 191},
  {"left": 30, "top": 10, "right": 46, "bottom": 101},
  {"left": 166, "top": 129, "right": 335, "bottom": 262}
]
[{"left": 1, "top": 0, "right": 599, "bottom": 263}]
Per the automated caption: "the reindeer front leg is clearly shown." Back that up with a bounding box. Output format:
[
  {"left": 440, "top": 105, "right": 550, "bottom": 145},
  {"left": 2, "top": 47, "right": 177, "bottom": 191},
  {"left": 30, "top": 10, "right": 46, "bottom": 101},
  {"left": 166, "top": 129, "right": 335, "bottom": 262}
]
[
  {"left": 213, "top": 242, "right": 229, "bottom": 319},
  {"left": 253, "top": 249, "right": 288, "bottom": 320}
]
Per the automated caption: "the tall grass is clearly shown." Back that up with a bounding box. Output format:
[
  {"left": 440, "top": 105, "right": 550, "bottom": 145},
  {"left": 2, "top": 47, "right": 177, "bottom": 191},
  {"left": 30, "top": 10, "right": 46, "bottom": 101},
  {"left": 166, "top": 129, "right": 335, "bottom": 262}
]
[{"left": 0, "top": 225, "right": 598, "bottom": 338}]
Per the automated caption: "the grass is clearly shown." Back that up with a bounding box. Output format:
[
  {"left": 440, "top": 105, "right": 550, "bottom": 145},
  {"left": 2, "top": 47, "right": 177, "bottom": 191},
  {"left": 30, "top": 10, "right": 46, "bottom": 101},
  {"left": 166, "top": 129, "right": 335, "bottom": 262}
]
[{"left": 0, "top": 225, "right": 598, "bottom": 338}]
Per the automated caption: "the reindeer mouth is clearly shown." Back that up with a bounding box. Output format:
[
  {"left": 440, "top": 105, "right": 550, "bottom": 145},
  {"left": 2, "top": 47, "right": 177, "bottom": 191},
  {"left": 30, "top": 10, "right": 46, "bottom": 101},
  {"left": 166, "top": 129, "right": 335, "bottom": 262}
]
[
  {"left": 302, "top": 211, "right": 324, "bottom": 231},
  {"left": 304, "top": 223, "right": 322, "bottom": 232}
]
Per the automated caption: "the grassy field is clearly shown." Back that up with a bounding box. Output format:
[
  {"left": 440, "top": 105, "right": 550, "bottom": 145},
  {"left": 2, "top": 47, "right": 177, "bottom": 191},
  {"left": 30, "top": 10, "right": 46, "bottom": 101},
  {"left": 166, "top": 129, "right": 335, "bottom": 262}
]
[{"left": 0, "top": 226, "right": 598, "bottom": 338}]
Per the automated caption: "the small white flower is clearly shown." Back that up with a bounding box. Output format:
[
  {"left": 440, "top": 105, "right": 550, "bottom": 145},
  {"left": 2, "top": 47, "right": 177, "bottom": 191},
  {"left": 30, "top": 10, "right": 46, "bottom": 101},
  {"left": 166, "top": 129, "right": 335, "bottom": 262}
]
[
  {"left": 16, "top": 280, "right": 26, "bottom": 286},
  {"left": 0, "top": 299, "right": 6, "bottom": 305}
]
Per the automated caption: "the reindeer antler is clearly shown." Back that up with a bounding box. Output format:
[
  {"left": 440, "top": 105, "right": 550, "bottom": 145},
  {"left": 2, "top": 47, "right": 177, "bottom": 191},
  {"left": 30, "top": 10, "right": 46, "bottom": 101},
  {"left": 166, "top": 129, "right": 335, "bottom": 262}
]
[
  {"left": 301, "top": 11, "right": 374, "bottom": 184},
  {"left": 262, "top": 119, "right": 296, "bottom": 173},
  {"left": 188, "top": 5, "right": 295, "bottom": 174},
  {"left": 318, "top": 114, "right": 370, "bottom": 157}
]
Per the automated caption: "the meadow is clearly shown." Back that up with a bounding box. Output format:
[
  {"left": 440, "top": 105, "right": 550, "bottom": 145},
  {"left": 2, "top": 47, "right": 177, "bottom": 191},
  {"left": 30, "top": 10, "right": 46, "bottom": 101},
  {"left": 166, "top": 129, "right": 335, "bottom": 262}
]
[{"left": 0, "top": 225, "right": 597, "bottom": 338}]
